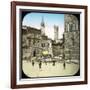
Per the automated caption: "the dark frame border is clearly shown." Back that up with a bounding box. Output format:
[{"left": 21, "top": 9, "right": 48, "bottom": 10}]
[{"left": 11, "top": 1, "right": 88, "bottom": 89}]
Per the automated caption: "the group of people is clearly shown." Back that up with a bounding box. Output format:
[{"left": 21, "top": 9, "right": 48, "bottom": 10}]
[
  {"left": 31, "top": 61, "right": 42, "bottom": 69},
  {"left": 31, "top": 60, "right": 66, "bottom": 69}
]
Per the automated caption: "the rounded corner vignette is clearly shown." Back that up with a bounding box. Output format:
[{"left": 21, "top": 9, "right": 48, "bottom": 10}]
[{"left": 20, "top": 10, "right": 80, "bottom": 78}]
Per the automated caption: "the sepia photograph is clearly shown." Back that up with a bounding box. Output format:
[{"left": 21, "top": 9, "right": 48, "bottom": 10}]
[
  {"left": 21, "top": 12, "right": 80, "bottom": 78},
  {"left": 11, "top": 1, "right": 87, "bottom": 88}
]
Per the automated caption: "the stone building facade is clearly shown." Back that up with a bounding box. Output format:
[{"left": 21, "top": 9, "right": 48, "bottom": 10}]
[
  {"left": 52, "top": 25, "right": 64, "bottom": 59},
  {"left": 22, "top": 26, "right": 42, "bottom": 61},
  {"left": 22, "top": 18, "right": 53, "bottom": 61},
  {"left": 54, "top": 25, "right": 59, "bottom": 43},
  {"left": 52, "top": 40, "right": 64, "bottom": 58},
  {"left": 64, "top": 14, "right": 80, "bottom": 61}
]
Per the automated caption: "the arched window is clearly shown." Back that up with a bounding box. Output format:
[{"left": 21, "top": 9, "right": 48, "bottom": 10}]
[
  {"left": 69, "top": 23, "right": 73, "bottom": 31},
  {"left": 72, "top": 23, "right": 76, "bottom": 30}
]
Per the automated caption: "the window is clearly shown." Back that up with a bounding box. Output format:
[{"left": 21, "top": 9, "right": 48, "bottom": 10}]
[
  {"left": 41, "top": 43, "right": 45, "bottom": 47},
  {"left": 33, "top": 50, "right": 36, "bottom": 57},
  {"left": 47, "top": 43, "right": 49, "bottom": 47}
]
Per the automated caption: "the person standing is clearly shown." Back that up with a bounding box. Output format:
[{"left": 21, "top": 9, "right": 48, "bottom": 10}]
[
  {"left": 63, "top": 61, "right": 66, "bottom": 69},
  {"left": 39, "top": 61, "right": 42, "bottom": 69},
  {"left": 32, "top": 61, "right": 34, "bottom": 66},
  {"left": 52, "top": 61, "right": 55, "bottom": 66}
]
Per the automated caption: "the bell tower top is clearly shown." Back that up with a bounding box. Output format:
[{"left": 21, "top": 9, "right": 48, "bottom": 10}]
[
  {"left": 54, "top": 25, "right": 59, "bottom": 41},
  {"left": 41, "top": 17, "right": 45, "bottom": 27},
  {"left": 41, "top": 17, "right": 45, "bottom": 35}
]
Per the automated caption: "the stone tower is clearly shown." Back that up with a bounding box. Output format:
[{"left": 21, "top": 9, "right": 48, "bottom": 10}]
[
  {"left": 64, "top": 14, "right": 80, "bottom": 61},
  {"left": 64, "top": 14, "right": 79, "bottom": 32},
  {"left": 54, "top": 25, "right": 59, "bottom": 42},
  {"left": 41, "top": 17, "right": 45, "bottom": 35}
]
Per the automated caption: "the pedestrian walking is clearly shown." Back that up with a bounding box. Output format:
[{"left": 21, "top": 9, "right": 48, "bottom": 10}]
[
  {"left": 39, "top": 61, "right": 42, "bottom": 69},
  {"left": 32, "top": 61, "right": 34, "bottom": 66},
  {"left": 52, "top": 61, "right": 55, "bottom": 66},
  {"left": 63, "top": 61, "right": 66, "bottom": 69}
]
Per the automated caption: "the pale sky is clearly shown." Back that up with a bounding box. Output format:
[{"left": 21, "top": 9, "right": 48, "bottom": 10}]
[{"left": 22, "top": 12, "right": 64, "bottom": 40}]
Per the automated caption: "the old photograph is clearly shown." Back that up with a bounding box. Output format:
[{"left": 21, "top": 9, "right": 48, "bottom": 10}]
[
  {"left": 21, "top": 11, "right": 80, "bottom": 78},
  {"left": 11, "top": 2, "right": 88, "bottom": 88}
]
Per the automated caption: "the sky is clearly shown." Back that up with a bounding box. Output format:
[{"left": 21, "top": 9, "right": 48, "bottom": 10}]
[{"left": 22, "top": 12, "right": 64, "bottom": 40}]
